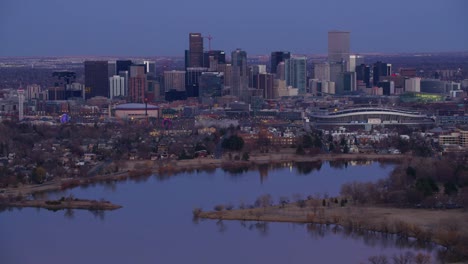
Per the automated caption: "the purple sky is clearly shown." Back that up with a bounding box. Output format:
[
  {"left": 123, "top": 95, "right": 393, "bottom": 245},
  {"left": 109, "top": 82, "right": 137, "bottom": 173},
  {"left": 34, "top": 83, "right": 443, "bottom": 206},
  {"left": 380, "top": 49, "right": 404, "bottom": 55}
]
[{"left": 1, "top": 0, "right": 467, "bottom": 56}]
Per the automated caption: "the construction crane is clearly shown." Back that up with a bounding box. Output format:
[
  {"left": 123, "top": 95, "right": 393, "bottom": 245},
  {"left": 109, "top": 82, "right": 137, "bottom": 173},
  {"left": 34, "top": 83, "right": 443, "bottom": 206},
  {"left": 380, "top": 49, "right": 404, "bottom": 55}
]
[{"left": 203, "top": 34, "right": 213, "bottom": 51}]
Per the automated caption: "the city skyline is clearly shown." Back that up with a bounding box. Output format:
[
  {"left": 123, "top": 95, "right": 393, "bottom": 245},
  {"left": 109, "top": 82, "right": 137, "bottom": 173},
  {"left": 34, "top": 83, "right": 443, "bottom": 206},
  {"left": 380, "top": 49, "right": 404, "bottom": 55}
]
[{"left": 1, "top": 0, "right": 468, "bottom": 56}]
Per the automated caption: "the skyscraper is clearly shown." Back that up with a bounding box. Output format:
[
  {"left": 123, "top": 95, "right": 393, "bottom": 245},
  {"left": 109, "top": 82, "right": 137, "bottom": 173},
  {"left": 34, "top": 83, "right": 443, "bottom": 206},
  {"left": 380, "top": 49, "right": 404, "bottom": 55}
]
[
  {"left": 129, "top": 65, "right": 146, "bottom": 103},
  {"left": 373, "top": 61, "right": 392, "bottom": 86},
  {"left": 109, "top": 75, "right": 126, "bottom": 99},
  {"left": 84, "top": 61, "right": 109, "bottom": 99},
  {"left": 285, "top": 57, "right": 307, "bottom": 94},
  {"left": 314, "top": 62, "right": 330, "bottom": 81},
  {"left": 143, "top": 61, "right": 156, "bottom": 77},
  {"left": 164, "top": 71, "right": 186, "bottom": 92},
  {"left": 203, "top": 50, "right": 226, "bottom": 70},
  {"left": 231, "top": 49, "right": 248, "bottom": 101},
  {"left": 116, "top": 60, "right": 132, "bottom": 75},
  {"left": 328, "top": 31, "right": 350, "bottom": 64},
  {"left": 186, "top": 67, "right": 208, "bottom": 97},
  {"left": 189, "top": 33, "right": 204, "bottom": 67},
  {"left": 270, "top": 51, "right": 291, "bottom": 74}
]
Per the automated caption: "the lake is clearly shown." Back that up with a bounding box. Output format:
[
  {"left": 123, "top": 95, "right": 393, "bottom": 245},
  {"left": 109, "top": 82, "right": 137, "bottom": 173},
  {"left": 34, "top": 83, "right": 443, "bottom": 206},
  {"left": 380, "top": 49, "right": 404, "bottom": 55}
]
[{"left": 0, "top": 161, "right": 439, "bottom": 264}]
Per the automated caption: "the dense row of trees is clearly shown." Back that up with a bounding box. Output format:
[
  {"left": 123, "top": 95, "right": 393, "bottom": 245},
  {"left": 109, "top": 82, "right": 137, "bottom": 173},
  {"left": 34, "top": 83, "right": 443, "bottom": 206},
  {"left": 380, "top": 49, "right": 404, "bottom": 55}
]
[{"left": 340, "top": 155, "right": 468, "bottom": 208}]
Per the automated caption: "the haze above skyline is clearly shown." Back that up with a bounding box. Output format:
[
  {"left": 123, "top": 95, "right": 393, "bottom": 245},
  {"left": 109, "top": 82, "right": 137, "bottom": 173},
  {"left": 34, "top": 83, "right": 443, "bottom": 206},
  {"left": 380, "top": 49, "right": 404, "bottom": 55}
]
[{"left": 1, "top": 0, "right": 467, "bottom": 57}]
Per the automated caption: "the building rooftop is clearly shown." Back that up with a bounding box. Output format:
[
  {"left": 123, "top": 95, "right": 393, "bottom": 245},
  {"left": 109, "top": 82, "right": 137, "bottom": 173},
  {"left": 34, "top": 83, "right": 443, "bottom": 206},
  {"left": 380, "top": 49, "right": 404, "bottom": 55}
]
[{"left": 115, "top": 103, "right": 158, "bottom": 110}]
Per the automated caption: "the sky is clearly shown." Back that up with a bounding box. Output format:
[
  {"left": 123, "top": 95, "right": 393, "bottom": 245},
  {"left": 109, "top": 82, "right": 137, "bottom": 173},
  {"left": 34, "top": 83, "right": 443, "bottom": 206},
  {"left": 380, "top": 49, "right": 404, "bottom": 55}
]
[{"left": 0, "top": 0, "right": 467, "bottom": 56}]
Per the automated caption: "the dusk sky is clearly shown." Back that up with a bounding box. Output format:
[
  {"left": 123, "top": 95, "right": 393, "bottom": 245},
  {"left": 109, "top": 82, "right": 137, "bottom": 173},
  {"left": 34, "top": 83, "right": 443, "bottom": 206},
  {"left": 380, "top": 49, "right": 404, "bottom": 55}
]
[{"left": 1, "top": 0, "right": 467, "bottom": 56}]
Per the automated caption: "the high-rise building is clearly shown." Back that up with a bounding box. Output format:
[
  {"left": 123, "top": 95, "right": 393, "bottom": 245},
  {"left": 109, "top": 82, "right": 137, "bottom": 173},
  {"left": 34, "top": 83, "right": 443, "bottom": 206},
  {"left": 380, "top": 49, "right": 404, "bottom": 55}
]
[
  {"left": 270, "top": 51, "right": 291, "bottom": 74},
  {"left": 18, "top": 89, "right": 24, "bottom": 121},
  {"left": 314, "top": 62, "right": 330, "bottom": 81},
  {"left": 116, "top": 60, "right": 132, "bottom": 75},
  {"left": 84, "top": 61, "right": 109, "bottom": 99},
  {"left": 249, "top": 65, "right": 267, "bottom": 87},
  {"left": 405, "top": 77, "right": 421, "bottom": 92},
  {"left": 199, "top": 72, "right": 224, "bottom": 104},
  {"left": 26, "top": 84, "right": 41, "bottom": 101},
  {"left": 276, "top": 62, "right": 285, "bottom": 80},
  {"left": 186, "top": 67, "right": 208, "bottom": 97},
  {"left": 231, "top": 49, "right": 249, "bottom": 101},
  {"left": 348, "top": 55, "right": 364, "bottom": 72},
  {"left": 378, "top": 81, "right": 395, "bottom": 95},
  {"left": 108, "top": 61, "right": 116, "bottom": 77},
  {"left": 253, "top": 73, "right": 275, "bottom": 99},
  {"left": 164, "top": 71, "right": 186, "bottom": 92},
  {"left": 144, "top": 61, "right": 156, "bottom": 77},
  {"left": 328, "top": 31, "right": 350, "bottom": 92},
  {"left": 109, "top": 75, "right": 126, "bottom": 99},
  {"left": 373, "top": 61, "right": 392, "bottom": 86},
  {"left": 328, "top": 31, "right": 350, "bottom": 65},
  {"left": 339, "top": 71, "right": 357, "bottom": 94},
  {"left": 129, "top": 65, "right": 146, "bottom": 103},
  {"left": 189, "top": 33, "right": 204, "bottom": 67},
  {"left": 203, "top": 50, "right": 226, "bottom": 70},
  {"left": 356, "top": 64, "right": 371, "bottom": 88},
  {"left": 285, "top": 57, "right": 307, "bottom": 94},
  {"left": 400, "top": 68, "right": 417, "bottom": 78}
]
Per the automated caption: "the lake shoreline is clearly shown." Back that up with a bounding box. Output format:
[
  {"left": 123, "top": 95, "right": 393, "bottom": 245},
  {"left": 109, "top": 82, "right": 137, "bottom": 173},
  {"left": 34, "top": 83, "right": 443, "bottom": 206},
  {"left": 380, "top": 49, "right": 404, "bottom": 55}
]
[
  {"left": 3, "top": 197, "right": 122, "bottom": 211},
  {"left": 196, "top": 203, "right": 468, "bottom": 261},
  {"left": 3, "top": 152, "right": 406, "bottom": 198}
]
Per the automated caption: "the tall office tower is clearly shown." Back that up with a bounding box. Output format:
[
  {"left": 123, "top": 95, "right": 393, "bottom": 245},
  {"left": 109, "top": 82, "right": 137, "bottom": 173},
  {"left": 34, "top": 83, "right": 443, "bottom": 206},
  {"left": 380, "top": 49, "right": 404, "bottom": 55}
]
[
  {"left": 356, "top": 64, "right": 371, "bottom": 88},
  {"left": 314, "top": 62, "right": 330, "bottom": 81},
  {"left": 108, "top": 61, "right": 116, "bottom": 77},
  {"left": 253, "top": 73, "right": 275, "bottom": 99},
  {"left": 164, "top": 70, "right": 186, "bottom": 92},
  {"left": 285, "top": 57, "right": 307, "bottom": 94},
  {"left": 203, "top": 50, "right": 226, "bottom": 70},
  {"left": 231, "top": 49, "right": 249, "bottom": 101},
  {"left": 328, "top": 31, "right": 350, "bottom": 65},
  {"left": 109, "top": 75, "right": 126, "bottom": 99},
  {"left": 116, "top": 60, "right": 132, "bottom": 74},
  {"left": 119, "top": 71, "right": 129, "bottom": 97},
  {"left": 129, "top": 65, "right": 147, "bottom": 103},
  {"left": 189, "top": 33, "right": 204, "bottom": 67},
  {"left": 276, "top": 62, "right": 285, "bottom": 80},
  {"left": 144, "top": 61, "right": 157, "bottom": 77},
  {"left": 199, "top": 72, "right": 224, "bottom": 104},
  {"left": 373, "top": 61, "right": 392, "bottom": 86},
  {"left": 270, "top": 51, "right": 291, "bottom": 74},
  {"left": 378, "top": 81, "right": 395, "bottom": 95},
  {"left": 328, "top": 31, "right": 350, "bottom": 92},
  {"left": 18, "top": 89, "right": 24, "bottom": 121},
  {"left": 186, "top": 67, "right": 208, "bottom": 97},
  {"left": 26, "top": 84, "right": 41, "bottom": 101},
  {"left": 249, "top": 65, "right": 267, "bottom": 87},
  {"left": 218, "top": 63, "right": 232, "bottom": 87},
  {"left": 405, "top": 78, "right": 421, "bottom": 92},
  {"left": 335, "top": 72, "right": 357, "bottom": 94},
  {"left": 84, "top": 61, "right": 109, "bottom": 99},
  {"left": 348, "top": 55, "right": 364, "bottom": 72}
]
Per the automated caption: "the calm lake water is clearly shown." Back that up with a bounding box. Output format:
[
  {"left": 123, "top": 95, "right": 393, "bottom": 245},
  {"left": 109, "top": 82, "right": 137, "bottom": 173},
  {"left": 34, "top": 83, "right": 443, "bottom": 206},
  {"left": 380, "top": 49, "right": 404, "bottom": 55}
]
[{"left": 0, "top": 162, "right": 439, "bottom": 264}]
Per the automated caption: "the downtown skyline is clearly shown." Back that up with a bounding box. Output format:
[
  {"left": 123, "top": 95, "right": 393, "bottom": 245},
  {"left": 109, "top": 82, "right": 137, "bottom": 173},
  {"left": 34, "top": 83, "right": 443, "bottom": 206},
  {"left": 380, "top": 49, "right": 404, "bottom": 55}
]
[{"left": 1, "top": 0, "right": 468, "bottom": 56}]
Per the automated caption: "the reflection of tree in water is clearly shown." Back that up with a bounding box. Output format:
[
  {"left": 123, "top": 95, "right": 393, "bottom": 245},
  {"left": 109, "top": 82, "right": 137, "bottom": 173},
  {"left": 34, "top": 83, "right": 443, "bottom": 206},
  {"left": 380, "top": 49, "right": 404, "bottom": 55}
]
[
  {"left": 295, "top": 161, "right": 323, "bottom": 175},
  {"left": 102, "top": 181, "right": 117, "bottom": 192},
  {"left": 64, "top": 208, "right": 74, "bottom": 219},
  {"left": 89, "top": 209, "right": 105, "bottom": 221},
  {"left": 304, "top": 223, "right": 441, "bottom": 261},
  {"left": 222, "top": 165, "right": 250, "bottom": 175},
  {"left": 328, "top": 160, "right": 348, "bottom": 169},
  {"left": 216, "top": 219, "right": 227, "bottom": 233},
  {"left": 258, "top": 164, "right": 269, "bottom": 183}
]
